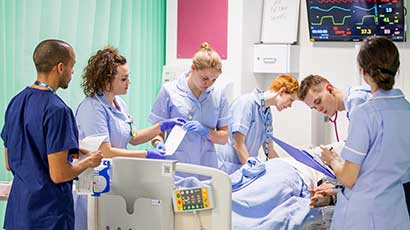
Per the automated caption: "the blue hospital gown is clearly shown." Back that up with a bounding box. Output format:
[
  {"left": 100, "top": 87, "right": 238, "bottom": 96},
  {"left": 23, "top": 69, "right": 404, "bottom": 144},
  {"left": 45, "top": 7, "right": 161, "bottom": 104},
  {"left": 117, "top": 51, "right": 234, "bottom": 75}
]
[
  {"left": 1, "top": 87, "right": 78, "bottom": 230},
  {"left": 331, "top": 89, "right": 410, "bottom": 230}
]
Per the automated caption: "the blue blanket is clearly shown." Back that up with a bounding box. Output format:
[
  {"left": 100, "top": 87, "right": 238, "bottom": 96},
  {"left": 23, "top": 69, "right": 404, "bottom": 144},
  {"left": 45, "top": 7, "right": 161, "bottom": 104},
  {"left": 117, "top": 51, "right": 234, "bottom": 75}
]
[
  {"left": 176, "top": 158, "right": 319, "bottom": 230},
  {"left": 232, "top": 158, "right": 316, "bottom": 230}
]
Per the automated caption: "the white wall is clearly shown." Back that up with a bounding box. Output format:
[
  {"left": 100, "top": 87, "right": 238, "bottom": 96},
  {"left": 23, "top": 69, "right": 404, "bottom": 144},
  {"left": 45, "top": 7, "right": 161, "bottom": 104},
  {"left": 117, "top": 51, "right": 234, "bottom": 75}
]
[
  {"left": 298, "top": 0, "right": 410, "bottom": 144},
  {"left": 166, "top": 0, "right": 410, "bottom": 147}
]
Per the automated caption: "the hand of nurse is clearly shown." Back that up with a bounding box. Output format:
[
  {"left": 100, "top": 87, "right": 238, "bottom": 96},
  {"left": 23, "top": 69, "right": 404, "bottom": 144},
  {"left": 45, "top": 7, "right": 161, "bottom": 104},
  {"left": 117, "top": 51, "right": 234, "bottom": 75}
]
[
  {"left": 319, "top": 145, "right": 337, "bottom": 167},
  {"left": 84, "top": 150, "right": 103, "bottom": 168},
  {"left": 183, "top": 121, "right": 210, "bottom": 137},
  {"left": 146, "top": 149, "right": 166, "bottom": 159},
  {"left": 159, "top": 117, "right": 187, "bottom": 132},
  {"left": 155, "top": 142, "right": 166, "bottom": 155}
]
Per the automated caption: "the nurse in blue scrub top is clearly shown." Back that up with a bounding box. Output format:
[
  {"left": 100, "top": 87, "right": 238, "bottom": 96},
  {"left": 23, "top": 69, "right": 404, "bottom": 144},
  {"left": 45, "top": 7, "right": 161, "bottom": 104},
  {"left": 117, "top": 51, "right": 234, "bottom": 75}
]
[
  {"left": 299, "top": 74, "right": 410, "bottom": 216},
  {"left": 299, "top": 74, "right": 371, "bottom": 122},
  {"left": 0, "top": 39, "right": 103, "bottom": 230},
  {"left": 320, "top": 36, "right": 410, "bottom": 229},
  {"left": 149, "top": 42, "right": 230, "bottom": 176},
  {"left": 76, "top": 47, "right": 184, "bottom": 159},
  {"left": 74, "top": 47, "right": 185, "bottom": 230},
  {"left": 218, "top": 74, "right": 299, "bottom": 174}
]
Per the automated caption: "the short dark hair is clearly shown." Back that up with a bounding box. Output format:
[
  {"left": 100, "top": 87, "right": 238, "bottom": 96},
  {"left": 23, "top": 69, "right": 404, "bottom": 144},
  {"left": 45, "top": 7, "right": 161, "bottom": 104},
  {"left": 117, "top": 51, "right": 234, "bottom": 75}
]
[
  {"left": 357, "top": 36, "right": 399, "bottom": 90},
  {"left": 32, "top": 39, "right": 72, "bottom": 73},
  {"left": 298, "top": 75, "right": 330, "bottom": 100},
  {"left": 81, "top": 47, "right": 127, "bottom": 97}
]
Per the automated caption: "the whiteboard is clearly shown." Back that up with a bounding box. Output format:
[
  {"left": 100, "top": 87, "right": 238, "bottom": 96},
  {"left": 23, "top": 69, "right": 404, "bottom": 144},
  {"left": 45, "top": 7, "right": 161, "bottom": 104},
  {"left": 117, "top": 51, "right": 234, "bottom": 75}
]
[{"left": 260, "top": 0, "right": 300, "bottom": 44}]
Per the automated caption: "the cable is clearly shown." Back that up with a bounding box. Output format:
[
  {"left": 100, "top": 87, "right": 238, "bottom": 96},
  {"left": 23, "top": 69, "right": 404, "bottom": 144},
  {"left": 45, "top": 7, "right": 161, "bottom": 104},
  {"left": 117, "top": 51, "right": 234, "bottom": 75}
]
[{"left": 193, "top": 210, "right": 205, "bottom": 230}]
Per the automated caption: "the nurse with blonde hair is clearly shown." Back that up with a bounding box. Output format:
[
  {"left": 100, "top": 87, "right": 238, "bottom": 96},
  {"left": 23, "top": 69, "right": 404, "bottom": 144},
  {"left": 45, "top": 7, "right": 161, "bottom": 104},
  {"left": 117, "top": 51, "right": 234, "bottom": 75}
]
[{"left": 149, "top": 42, "right": 230, "bottom": 178}]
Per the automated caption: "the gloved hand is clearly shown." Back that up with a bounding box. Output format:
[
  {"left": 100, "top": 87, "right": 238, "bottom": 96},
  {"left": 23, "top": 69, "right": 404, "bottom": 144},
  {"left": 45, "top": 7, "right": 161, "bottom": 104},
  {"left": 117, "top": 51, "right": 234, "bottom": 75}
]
[
  {"left": 155, "top": 142, "right": 166, "bottom": 155},
  {"left": 146, "top": 149, "right": 166, "bottom": 159},
  {"left": 159, "top": 117, "right": 187, "bottom": 132},
  {"left": 183, "top": 120, "right": 210, "bottom": 137}
]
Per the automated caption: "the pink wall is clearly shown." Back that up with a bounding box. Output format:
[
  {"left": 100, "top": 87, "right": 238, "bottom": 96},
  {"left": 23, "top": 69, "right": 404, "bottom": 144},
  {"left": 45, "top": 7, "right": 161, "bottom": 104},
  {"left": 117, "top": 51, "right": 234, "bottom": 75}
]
[{"left": 177, "top": 0, "right": 228, "bottom": 59}]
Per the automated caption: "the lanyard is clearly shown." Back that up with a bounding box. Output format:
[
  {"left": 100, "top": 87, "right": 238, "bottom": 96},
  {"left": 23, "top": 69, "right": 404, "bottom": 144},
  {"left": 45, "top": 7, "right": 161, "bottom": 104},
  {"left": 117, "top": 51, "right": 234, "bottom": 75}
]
[
  {"left": 34, "top": 80, "right": 54, "bottom": 93},
  {"left": 260, "top": 94, "right": 273, "bottom": 160},
  {"left": 95, "top": 95, "right": 135, "bottom": 137}
]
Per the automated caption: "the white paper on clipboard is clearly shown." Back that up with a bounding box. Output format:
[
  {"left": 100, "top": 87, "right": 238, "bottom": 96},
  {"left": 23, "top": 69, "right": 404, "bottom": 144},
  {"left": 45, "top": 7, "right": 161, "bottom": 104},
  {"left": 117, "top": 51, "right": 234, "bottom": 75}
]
[
  {"left": 165, "top": 125, "right": 186, "bottom": 155},
  {"left": 76, "top": 134, "right": 107, "bottom": 194}
]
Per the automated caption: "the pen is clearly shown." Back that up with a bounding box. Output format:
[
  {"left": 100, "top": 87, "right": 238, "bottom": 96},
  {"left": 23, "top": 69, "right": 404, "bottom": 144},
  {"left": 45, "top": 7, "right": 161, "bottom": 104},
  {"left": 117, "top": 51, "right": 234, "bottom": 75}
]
[{"left": 329, "top": 147, "right": 334, "bottom": 151}]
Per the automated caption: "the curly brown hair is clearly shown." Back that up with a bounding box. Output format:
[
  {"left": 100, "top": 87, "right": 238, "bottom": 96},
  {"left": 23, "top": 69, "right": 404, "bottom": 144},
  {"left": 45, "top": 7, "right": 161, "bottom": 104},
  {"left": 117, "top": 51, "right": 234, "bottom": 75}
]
[{"left": 81, "top": 47, "right": 127, "bottom": 96}]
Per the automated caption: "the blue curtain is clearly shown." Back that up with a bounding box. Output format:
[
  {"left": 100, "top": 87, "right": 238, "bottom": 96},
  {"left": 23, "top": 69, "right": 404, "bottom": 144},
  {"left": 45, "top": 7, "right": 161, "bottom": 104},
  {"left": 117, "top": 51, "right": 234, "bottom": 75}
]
[{"left": 0, "top": 0, "right": 166, "bottom": 225}]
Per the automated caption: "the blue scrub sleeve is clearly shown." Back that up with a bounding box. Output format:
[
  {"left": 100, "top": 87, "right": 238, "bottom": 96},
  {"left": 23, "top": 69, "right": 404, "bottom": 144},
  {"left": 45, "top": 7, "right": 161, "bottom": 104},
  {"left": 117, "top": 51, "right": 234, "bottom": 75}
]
[
  {"left": 230, "top": 99, "right": 253, "bottom": 135},
  {"left": 44, "top": 107, "right": 79, "bottom": 155},
  {"left": 76, "top": 99, "right": 110, "bottom": 142},
  {"left": 149, "top": 86, "right": 170, "bottom": 124},
  {"left": 216, "top": 93, "right": 232, "bottom": 128},
  {"left": 341, "top": 108, "right": 373, "bottom": 164}
]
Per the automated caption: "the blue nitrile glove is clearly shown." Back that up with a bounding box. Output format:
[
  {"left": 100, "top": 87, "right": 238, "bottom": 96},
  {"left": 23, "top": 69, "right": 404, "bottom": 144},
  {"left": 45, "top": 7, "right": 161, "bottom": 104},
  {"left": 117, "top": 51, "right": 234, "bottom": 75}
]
[
  {"left": 146, "top": 149, "right": 166, "bottom": 159},
  {"left": 183, "top": 120, "right": 210, "bottom": 137},
  {"left": 155, "top": 142, "right": 166, "bottom": 155},
  {"left": 159, "top": 117, "right": 187, "bottom": 132}
]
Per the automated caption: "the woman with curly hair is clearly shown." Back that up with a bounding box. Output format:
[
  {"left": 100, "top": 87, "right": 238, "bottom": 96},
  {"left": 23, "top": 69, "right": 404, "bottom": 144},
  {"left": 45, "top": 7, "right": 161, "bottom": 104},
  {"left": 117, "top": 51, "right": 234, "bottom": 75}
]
[
  {"left": 76, "top": 47, "right": 184, "bottom": 159},
  {"left": 74, "top": 47, "right": 185, "bottom": 229}
]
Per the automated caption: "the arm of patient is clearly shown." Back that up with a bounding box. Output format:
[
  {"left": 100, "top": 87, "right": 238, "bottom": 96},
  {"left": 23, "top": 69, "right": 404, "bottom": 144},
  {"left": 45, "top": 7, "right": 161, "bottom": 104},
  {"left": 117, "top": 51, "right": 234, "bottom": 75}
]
[{"left": 309, "top": 182, "right": 337, "bottom": 208}]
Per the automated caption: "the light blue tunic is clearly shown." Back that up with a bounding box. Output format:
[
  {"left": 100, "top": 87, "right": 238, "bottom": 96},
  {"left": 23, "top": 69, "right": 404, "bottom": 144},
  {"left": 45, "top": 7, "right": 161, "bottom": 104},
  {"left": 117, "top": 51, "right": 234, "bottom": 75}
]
[
  {"left": 217, "top": 89, "right": 271, "bottom": 174},
  {"left": 345, "top": 86, "right": 410, "bottom": 187},
  {"left": 149, "top": 71, "right": 230, "bottom": 173},
  {"left": 344, "top": 85, "right": 372, "bottom": 119},
  {"left": 331, "top": 89, "right": 410, "bottom": 230},
  {"left": 74, "top": 95, "right": 133, "bottom": 230},
  {"left": 76, "top": 95, "right": 133, "bottom": 148}
]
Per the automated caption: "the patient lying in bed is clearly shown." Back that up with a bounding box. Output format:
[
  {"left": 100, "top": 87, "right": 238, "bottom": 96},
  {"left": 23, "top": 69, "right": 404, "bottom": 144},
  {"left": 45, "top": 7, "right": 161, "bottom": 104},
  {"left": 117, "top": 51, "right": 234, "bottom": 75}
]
[{"left": 175, "top": 156, "right": 330, "bottom": 230}]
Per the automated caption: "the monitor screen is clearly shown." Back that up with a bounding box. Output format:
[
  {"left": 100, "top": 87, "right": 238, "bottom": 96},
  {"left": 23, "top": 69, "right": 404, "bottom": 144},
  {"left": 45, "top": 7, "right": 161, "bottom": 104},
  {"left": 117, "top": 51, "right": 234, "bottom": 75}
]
[{"left": 306, "top": 0, "right": 406, "bottom": 42}]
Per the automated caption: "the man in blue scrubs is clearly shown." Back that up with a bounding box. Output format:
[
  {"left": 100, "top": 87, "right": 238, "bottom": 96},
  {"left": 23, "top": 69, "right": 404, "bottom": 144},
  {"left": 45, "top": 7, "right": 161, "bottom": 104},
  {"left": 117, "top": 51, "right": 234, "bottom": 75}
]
[
  {"left": 299, "top": 74, "right": 410, "bottom": 217},
  {"left": 1, "top": 39, "right": 103, "bottom": 230}
]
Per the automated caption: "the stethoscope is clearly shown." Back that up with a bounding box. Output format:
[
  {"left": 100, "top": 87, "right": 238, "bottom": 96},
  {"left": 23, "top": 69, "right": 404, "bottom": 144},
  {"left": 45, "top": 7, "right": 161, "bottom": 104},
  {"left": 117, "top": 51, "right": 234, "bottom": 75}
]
[
  {"left": 328, "top": 111, "right": 340, "bottom": 142},
  {"left": 328, "top": 94, "right": 404, "bottom": 142}
]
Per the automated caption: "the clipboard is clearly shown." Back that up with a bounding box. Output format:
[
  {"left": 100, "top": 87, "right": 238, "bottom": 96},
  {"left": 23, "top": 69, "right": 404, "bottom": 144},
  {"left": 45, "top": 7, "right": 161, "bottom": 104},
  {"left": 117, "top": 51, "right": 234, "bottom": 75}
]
[{"left": 268, "top": 135, "right": 336, "bottom": 179}]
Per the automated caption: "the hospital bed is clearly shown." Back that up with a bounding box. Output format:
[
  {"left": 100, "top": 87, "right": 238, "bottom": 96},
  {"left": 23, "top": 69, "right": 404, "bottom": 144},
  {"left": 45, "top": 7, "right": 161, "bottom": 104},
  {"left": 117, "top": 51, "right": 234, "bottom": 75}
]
[
  {"left": 87, "top": 157, "right": 231, "bottom": 230},
  {"left": 84, "top": 156, "right": 333, "bottom": 230}
]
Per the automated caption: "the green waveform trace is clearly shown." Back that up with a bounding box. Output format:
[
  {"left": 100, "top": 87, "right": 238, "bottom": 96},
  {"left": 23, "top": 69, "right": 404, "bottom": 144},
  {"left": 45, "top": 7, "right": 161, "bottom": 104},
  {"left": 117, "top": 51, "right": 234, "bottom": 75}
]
[
  {"left": 356, "top": 15, "right": 378, "bottom": 25},
  {"left": 311, "top": 15, "right": 352, "bottom": 26}
]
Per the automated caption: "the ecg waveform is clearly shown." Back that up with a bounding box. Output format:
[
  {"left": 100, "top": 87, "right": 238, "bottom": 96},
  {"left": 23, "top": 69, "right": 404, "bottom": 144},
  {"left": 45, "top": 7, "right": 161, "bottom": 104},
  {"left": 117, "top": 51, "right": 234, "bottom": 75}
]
[{"left": 307, "top": 0, "right": 404, "bottom": 41}]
